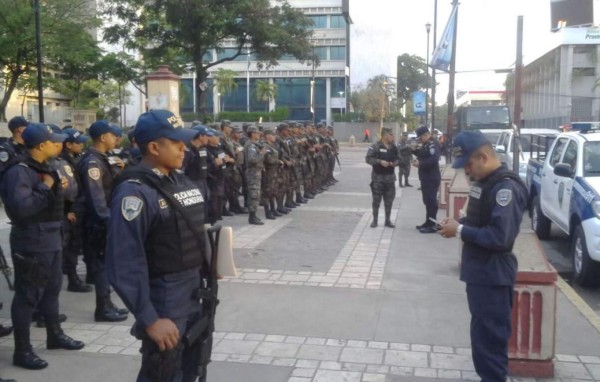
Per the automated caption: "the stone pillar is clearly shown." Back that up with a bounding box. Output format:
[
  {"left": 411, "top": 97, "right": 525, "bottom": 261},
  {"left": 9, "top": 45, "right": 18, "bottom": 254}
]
[
  {"left": 439, "top": 165, "right": 456, "bottom": 210},
  {"left": 447, "top": 169, "right": 470, "bottom": 220},
  {"left": 146, "top": 66, "right": 181, "bottom": 114}
]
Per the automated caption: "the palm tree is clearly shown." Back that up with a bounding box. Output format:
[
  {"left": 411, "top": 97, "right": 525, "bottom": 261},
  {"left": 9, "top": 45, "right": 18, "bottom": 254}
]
[
  {"left": 213, "top": 68, "right": 238, "bottom": 112},
  {"left": 255, "top": 79, "right": 278, "bottom": 112}
]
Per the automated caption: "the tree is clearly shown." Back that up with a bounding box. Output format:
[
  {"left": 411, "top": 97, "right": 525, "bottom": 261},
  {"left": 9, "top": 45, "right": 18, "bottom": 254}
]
[
  {"left": 214, "top": 68, "right": 238, "bottom": 112},
  {"left": 0, "top": 0, "right": 98, "bottom": 121},
  {"left": 102, "top": 0, "right": 317, "bottom": 116},
  {"left": 255, "top": 80, "right": 278, "bottom": 112},
  {"left": 396, "top": 54, "right": 430, "bottom": 110},
  {"left": 350, "top": 75, "right": 393, "bottom": 122}
]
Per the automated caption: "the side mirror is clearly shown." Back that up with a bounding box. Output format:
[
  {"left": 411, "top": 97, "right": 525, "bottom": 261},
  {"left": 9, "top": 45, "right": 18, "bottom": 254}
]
[
  {"left": 554, "top": 163, "right": 574, "bottom": 178},
  {"left": 495, "top": 145, "right": 506, "bottom": 154}
]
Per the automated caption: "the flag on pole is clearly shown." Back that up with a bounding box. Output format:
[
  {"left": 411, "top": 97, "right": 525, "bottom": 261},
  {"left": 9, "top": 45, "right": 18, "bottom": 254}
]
[{"left": 431, "top": 3, "right": 458, "bottom": 72}]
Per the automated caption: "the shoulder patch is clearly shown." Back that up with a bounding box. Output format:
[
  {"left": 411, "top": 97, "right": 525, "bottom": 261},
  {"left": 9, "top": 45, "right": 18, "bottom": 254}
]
[
  {"left": 88, "top": 168, "right": 101, "bottom": 180},
  {"left": 0, "top": 151, "right": 9, "bottom": 162},
  {"left": 64, "top": 165, "right": 73, "bottom": 178},
  {"left": 496, "top": 189, "right": 513, "bottom": 207},
  {"left": 121, "top": 196, "right": 143, "bottom": 221},
  {"left": 429, "top": 147, "right": 435, "bottom": 155}
]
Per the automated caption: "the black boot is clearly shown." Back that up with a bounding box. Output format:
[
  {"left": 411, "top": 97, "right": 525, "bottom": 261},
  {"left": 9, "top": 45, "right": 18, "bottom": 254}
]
[
  {"left": 13, "top": 332, "right": 48, "bottom": 370},
  {"left": 249, "top": 212, "right": 264, "bottom": 225},
  {"left": 46, "top": 320, "right": 85, "bottom": 350},
  {"left": 0, "top": 324, "right": 13, "bottom": 338},
  {"left": 95, "top": 295, "right": 128, "bottom": 322},
  {"left": 370, "top": 210, "right": 378, "bottom": 228},
  {"left": 0, "top": 377, "right": 16, "bottom": 382},
  {"left": 270, "top": 201, "right": 282, "bottom": 217},
  {"left": 296, "top": 193, "right": 308, "bottom": 204},
  {"left": 67, "top": 270, "right": 93, "bottom": 293},
  {"left": 105, "top": 296, "right": 129, "bottom": 315},
  {"left": 222, "top": 207, "right": 235, "bottom": 217},
  {"left": 304, "top": 192, "right": 315, "bottom": 199},
  {"left": 264, "top": 206, "right": 276, "bottom": 220},
  {"left": 285, "top": 201, "right": 296, "bottom": 209},
  {"left": 384, "top": 212, "right": 395, "bottom": 228}
]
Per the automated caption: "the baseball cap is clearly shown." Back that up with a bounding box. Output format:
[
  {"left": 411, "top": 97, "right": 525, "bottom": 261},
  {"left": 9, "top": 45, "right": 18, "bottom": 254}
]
[
  {"left": 451, "top": 131, "right": 491, "bottom": 169},
  {"left": 8, "top": 116, "right": 28, "bottom": 132},
  {"left": 134, "top": 110, "right": 198, "bottom": 144},
  {"left": 231, "top": 126, "right": 242, "bottom": 134},
  {"left": 22, "top": 123, "right": 67, "bottom": 147},
  {"left": 247, "top": 126, "right": 261, "bottom": 134},
  {"left": 63, "top": 128, "right": 89, "bottom": 144},
  {"left": 263, "top": 128, "right": 276, "bottom": 135},
  {"left": 192, "top": 125, "right": 215, "bottom": 137},
  {"left": 415, "top": 126, "right": 429, "bottom": 138},
  {"left": 89, "top": 120, "right": 122, "bottom": 139}
]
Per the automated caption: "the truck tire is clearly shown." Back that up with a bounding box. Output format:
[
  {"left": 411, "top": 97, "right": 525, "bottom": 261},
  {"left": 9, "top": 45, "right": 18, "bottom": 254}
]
[
  {"left": 531, "top": 196, "right": 551, "bottom": 240},
  {"left": 572, "top": 225, "right": 600, "bottom": 287}
]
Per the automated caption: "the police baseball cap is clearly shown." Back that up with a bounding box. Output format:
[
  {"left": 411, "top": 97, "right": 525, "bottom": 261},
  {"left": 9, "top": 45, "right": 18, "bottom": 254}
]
[
  {"left": 212, "top": 129, "right": 224, "bottom": 137},
  {"left": 134, "top": 110, "right": 198, "bottom": 144},
  {"left": 415, "top": 126, "right": 429, "bottom": 138},
  {"left": 451, "top": 131, "right": 491, "bottom": 169},
  {"left": 8, "top": 116, "right": 28, "bottom": 132},
  {"left": 192, "top": 125, "right": 214, "bottom": 137},
  {"left": 63, "top": 127, "right": 89, "bottom": 144},
  {"left": 110, "top": 124, "right": 123, "bottom": 137},
  {"left": 22, "top": 123, "right": 67, "bottom": 147},
  {"left": 89, "top": 120, "right": 122, "bottom": 139}
]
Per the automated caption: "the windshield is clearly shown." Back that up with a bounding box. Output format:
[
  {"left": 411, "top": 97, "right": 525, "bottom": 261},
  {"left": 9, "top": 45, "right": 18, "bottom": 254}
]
[
  {"left": 584, "top": 141, "right": 600, "bottom": 177},
  {"left": 466, "top": 107, "right": 511, "bottom": 127},
  {"left": 481, "top": 132, "right": 501, "bottom": 145},
  {"left": 519, "top": 134, "right": 557, "bottom": 153}
]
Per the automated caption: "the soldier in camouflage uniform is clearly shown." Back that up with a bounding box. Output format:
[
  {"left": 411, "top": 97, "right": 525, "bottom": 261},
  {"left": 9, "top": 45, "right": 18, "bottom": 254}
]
[
  {"left": 315, "top": 123, "right": 330, "bottom": 192},
  {"left": 397, "top": 132, "right": 413, "bottom": 188},
  {"left": 231, "top": 126, "right": 248, "bottom": 210},
  {"left": 291, "top": 123, "right": 309, "bottom": 204},
  {"left": 244, "top": 126, "right": 266, "bottom": 225},
  {"left": 261, "top": 128, "right": 283, "bottom": 219},
  {"left": 275, "top": 123, "right": 293, "bottom": 214},
  {"left": 301, "top": 122, "right": 317, "bottom": 199},
  {"left": 365, "top": 128, "right": 400, "bottom": 228}
]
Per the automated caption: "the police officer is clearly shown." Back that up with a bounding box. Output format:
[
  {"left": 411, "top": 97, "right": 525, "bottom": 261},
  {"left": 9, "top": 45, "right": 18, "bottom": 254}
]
[
  {"left": 106, "top": 110, "right": 207, "bottom": 382},
  {"left": 365, "top": 128, "right": 399, "bottom": 228},
  {"left": 397, "top": 132, "right": 413, "bottom": 188},
  {"left": 1, "top": 123, "right": 84, "bottom": 370},
  {"left": 438, "top": 131, "right": 527, "bottom": 382},
  {"left": 0, "top": 116, "right": 28, "bottom": 174},
  {"left": 206, "top": 130, "right": 230, "bottom": 224},
  {"left": 244, "top": 126, "right": 266, "bottom": 225},
  {"left": 120, "top": 129, "right": 142, "bottom": 166},
  {"left": 78, "top": 120, "right": 129, "bottom": 322},
  {"left": 182, "top": 125, "right": 214, "bottom": 204},
  {"left": 412, "top": 126, "right": 441, "bottom": 233}
]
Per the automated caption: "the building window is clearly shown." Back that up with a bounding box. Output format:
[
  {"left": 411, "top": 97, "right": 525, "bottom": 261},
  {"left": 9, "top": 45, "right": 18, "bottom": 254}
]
[
  {"left": 203, "top": 51, "right": 213, "bottom": 63},
  {"left": 573, "top": 67, "right": 595, "bottom": 76},
  {"left": 330, "top": 77, "right": 345, "bottom": 97},
  {"left": 216, "top": 48, "right": 250, "bottom": 62},
  {"left": 572, "top": 97, "right": 593, "bottom": 121},
  {"left": 330, "top": 46, "right": 346, "bottom": 60},
  {"left": 308, "top": 15, "right": 327, "bottom": 29},
  {"left": 330, "top": 15, "right": 346, "bottom": 28},
  {"left": 314, "top": 47, "right": 328, "bottom": 60}
]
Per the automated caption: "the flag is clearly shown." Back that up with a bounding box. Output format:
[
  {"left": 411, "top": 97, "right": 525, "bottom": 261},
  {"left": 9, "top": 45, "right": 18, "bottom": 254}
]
[
  {"left": 431, "top": 3, "right": 458, "bottom": 72},
  {"left": 413, "top": 91, "right": 426, "bottom": 115}
]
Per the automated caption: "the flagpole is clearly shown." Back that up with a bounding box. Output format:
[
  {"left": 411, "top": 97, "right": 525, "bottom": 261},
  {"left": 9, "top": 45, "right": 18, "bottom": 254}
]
[
  {"left": 431, "top": 0, "right": 438, "bottom": 133},
  {"left": 446, "top": 0, "right": 459, "bottom": 164}
]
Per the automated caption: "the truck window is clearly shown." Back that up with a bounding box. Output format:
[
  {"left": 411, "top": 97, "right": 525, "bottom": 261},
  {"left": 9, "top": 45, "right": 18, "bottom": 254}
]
[
  {"left": 502, "top": 133, "right": 511, "bottom": 149},
  {"left": 549, "top": 138, "right": 568, "bottom": 167},
  {"left": 584, "top": 141, "right": 600, "bottom": 176},
  {"left": 561, "top": 140, "right": 578, "bottom": 170}
]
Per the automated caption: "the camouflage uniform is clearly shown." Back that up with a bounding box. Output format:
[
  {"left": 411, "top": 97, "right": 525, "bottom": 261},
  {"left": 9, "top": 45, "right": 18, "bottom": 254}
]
[
  {"left": 397, "top": 137, "right": 413, "bottom": 187},
  {"left": 244, "top": 138, "right": 264, "bottom": 214},
  {"left": 365, "top": 136, "right": 400, "bottom": 227}
]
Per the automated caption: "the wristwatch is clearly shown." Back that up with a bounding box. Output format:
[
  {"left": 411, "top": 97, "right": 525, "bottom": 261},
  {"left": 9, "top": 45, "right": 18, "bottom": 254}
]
[{"left": 457, "top": 224, "right": 464, "bottom": 237}]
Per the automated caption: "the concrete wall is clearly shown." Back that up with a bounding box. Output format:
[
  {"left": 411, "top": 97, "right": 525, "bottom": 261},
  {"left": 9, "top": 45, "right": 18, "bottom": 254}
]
[{"left": 331, "top": 122, "right": 401, "bottom": 142}]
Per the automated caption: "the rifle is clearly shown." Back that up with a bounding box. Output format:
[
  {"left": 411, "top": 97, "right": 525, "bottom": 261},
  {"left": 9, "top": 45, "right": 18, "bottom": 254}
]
[
  {"left": 0, "top": 245, "right": 14, "bottom": 291},
  {"left": 335, "top": 154, "right": 342, "bottom": 171}
]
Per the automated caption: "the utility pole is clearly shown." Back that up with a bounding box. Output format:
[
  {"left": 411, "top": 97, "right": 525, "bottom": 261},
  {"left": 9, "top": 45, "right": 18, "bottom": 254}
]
[
  {"left": 425, "top": 23, "right": 431, "bottom": 128},
  {"left": 431, "top": 0, "right": 438, "bottom": 133},
  {"left": 34, "top": 0, "right": 44, "bottom": 123},
  {"left": 446, "top": 0, "right": 458, "bottom": 163},
  {"left": 310, "top": 44, "right": 316, "bottom": 124},
  {"left": 513, "top": 16, "right": 524, "bottom": 174},
  {"left": 246, "top": 48, "right": 250, "bottom": 113}
]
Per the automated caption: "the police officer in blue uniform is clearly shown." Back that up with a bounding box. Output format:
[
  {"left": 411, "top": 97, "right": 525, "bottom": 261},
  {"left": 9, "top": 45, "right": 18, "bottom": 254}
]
[
  {"left": 0, "top": 116, "right": 28, "bottom": 175},
  {"left": 0, "top": 123, "right": 84, "bottom": 371},
  {"left": 78, "top": 120, "right": 129, "bottom": 322},
  {"left": 438, "top": 131, "right": 527, "bottom": 382},
  {"left": 412, "top": 126, "right": 441, "bottom": 233},
  {"left": 182, "top": 124, "right": 214, "bottom": 210},
  {"left": 106, "top": 110, "right": 207, "bottom": 382},
  {"left": 365, "top": 128, "right": 399, "bottom": 228}
]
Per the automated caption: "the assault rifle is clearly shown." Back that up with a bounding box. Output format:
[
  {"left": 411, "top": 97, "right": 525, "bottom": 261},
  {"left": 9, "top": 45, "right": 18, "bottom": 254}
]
[{"left": 0, "top": 245, "right": 14, "bottom": 291}]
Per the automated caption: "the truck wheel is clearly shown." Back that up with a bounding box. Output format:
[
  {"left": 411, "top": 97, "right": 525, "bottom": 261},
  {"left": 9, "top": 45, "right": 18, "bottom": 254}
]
[
  {"left": 572, "top": 226, "right": 600, "bottom": 287},
  {"left": 531, "top": 196, "right": 551, "bottom": 240}
]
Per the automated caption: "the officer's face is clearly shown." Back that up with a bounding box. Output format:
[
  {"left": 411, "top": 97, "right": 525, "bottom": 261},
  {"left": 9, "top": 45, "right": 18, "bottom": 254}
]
[
  {"left": 52, "top": 142, "right": 64, "bottom": 156},
  {"left": 102, "top": 133, "right": 119, "bottom": 150},
  {"left": 209, "top": 136, "right": 220, "bottom": 146},
  {"left": 154, "top": 138, "right": 185, "bottom": 170},
  {"left": 382, "top": 132, "right": 394, "bottom": 144},
  {"left": 66, "top": 142, "right": 84, "bottom": 155},
  {"left": 419, "top": 133, "right": 430, "bottom": 144},
  {"left": 266, "top": 134, "right": 276, "bottom": 143},
  {"left": 464, "top": 154, "right": 486, "bottom": 181}
]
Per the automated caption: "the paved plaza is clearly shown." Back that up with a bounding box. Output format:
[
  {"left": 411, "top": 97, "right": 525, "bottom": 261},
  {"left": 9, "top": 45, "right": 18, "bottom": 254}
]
[{"left": 0, "top": 145, "right": 599, "bottom": 381}]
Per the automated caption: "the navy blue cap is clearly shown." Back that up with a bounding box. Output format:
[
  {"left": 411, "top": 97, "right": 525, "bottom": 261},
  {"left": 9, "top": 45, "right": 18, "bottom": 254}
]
[
  {"left": 63, "top": 128, "right": 89, "bottom": 144},
  {"left": 22, "top": 123, "right": 67, "bottom": 147},
  {"left": 451, "top": 131, "right": 491, "bottom": 169},
  {"left": 89, "top": 120, "right": 122, "bottom": 138},
  {"left": 415, "top": 126, "right": 429, "bottom": 138},
  {"left": 211, "top": 129, "right": 223, "bottom": 137},
  {"left": 8, "top": 116, "right": 28, "bottom": 132},
  {"left": 192, "top": 125, "right": 214, "bottom": 137},
  {"left": 110, "top": 124, "right": 123, "bottom": 137},
  {"left": 134, "top": 109, "right": 198, "bottom": 144}
]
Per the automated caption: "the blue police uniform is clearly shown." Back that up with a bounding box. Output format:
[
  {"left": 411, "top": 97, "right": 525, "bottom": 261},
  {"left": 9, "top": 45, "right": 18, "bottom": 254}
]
[
  {"left": 415, "top": 136, "right": 441, "bottom": 229},
  {"left": 0, "top": 138, "right": 26, "bottom": 176},
  {"left": 460, "top": 165, "right": 527, "bottom": 382},
  {"left": 107, "top": 166, "right": 206, "bottom": 382},
  {"left": 206, "top": 143, "right": 226, "bottom": 224}
]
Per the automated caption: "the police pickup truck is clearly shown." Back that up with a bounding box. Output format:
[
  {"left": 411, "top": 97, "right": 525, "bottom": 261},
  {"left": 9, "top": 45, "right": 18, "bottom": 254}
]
[{"left": 526, "top": 126, "right": 600, "bottom": 286}]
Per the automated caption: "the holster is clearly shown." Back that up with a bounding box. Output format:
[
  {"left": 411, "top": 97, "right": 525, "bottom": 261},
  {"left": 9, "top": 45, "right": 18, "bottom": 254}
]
[
  {"left": 140, "top": 340, "right": 184, "bottom": 382},
  {"left": 12, "top": 253, "right": 50, "bottom": 288}
]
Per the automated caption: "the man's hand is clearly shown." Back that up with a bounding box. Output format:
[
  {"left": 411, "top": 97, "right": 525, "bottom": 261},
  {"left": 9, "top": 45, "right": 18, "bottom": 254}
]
[
  {"left": 42, "top": 174, "right": 55, "bottom": 189},
  {"left": 380, "top": 160, "right": 390, "bottom": 168},
  {"left": 412, "top": 159, "right": 419, "bottom": 168},
  {"left": 214, "top": 158, "right": 223, "bottom": 166},
  {"left": 146, "top": 319, "right": 180, "bottom": 352},
  {"left": 438, "top": 218, "right": 459, "bottom": 238},
  {"left": 67, "top": 212, "right": 77, "bottom": 223}
]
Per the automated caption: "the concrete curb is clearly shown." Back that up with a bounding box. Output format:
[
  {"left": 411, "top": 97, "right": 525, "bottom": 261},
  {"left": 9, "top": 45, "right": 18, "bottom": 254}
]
[{"left": 557, "top": 276, "right": 600, "bottom": 334}]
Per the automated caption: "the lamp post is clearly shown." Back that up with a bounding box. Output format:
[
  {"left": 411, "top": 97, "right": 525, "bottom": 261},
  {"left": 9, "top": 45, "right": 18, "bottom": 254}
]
[
  {"left": 34, "top": 0, "right": 44, "bottom": 123},
  {"left": 425, "top": 22, "right": 431, "bottom": 129},
  {"left": 338, "top": 91, "right": 344, "bottom": 115}
]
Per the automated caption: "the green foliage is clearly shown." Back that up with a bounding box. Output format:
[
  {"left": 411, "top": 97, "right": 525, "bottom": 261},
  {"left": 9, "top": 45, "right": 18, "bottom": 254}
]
[
  {"left": 181, "top": 107, "right": 289, "bottom": 123},
  {"left": 396, "top": 53, "right": 429, "bottom": 109},
  {"left": 349, "top": 75, "right": 394, "bottom": 122},
  {"left": 102, "top": 0, "right": 317, "bottom": 115},
  {"left": 254, "top": 80, "right": 278, "bottom": 112}
]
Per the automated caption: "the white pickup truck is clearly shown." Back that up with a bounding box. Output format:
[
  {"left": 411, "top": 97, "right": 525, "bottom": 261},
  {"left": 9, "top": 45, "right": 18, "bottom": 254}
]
[{"left": 526, "top": 129, "right": 600, "bottom": 286}]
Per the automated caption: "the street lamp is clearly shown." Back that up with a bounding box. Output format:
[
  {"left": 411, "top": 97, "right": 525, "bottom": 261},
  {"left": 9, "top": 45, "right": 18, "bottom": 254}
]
[
  {"left": 425, "top": 22, "right": 431, "bottom": 129},
  {"left": 338, "top": 91, "right": 344, "bottom": 116}
]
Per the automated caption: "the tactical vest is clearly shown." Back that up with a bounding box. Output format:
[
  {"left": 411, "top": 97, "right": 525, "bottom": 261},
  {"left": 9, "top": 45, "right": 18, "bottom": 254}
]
[
  {"left": 185, "top": 146, "right": 208, "bottom": 181},
  {"left": 8, "top": 156, "right": 63, "bottom": 225},
  {"left": 370, "top": 142, "right": 397, "bottom": 175},
  {"left": 118, "top": 167, "right": 206, "bottom": 278}
]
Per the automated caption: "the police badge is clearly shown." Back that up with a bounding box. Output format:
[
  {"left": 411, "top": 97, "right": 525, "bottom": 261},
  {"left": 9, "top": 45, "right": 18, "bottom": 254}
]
[
  {"left": 122, "top": 196, "right": 143, "bottom": 221},
  {"left": 0, "top": 151, "right": 9, "bottom": 163},
  {"left": 64, "top": 165, "right": 73, "bottom": 178},
  {"left": 88, "top": 168, "right": 101, "bottom": 180},
  {"left": 496, "top": 189, "right": 512, "bottom": 207}
]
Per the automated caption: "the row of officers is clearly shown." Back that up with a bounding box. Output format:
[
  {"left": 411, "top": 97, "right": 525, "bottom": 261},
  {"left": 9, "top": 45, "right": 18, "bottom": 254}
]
[{"left": 0, "top": 114, "right": 339, "bottom": 380}]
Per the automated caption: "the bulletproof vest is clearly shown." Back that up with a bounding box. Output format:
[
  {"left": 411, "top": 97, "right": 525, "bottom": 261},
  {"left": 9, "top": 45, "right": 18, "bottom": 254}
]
[
  {"left": 78, "top": 149, "right": 114, "bottom": 204},
  {"left": 7, "top": 156, "right": 63, "bottom": 225},
  {"left": 464, "top": 166, "right": 526, "bottom": 249},
  {"left": 207, "top": 145, "right": 226, "bottom": 173},
  {"left": 263, "top": 143, "right": 280, "bottom": 168},
  {"left": 184, "top": 146, "right": 208, "bottom": 181},
  {"left": 118, "top": 167, "right": 206, "bottom": 278},
  {"left": 370, "top": 142, "right": 397, "bottom": 175}
]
